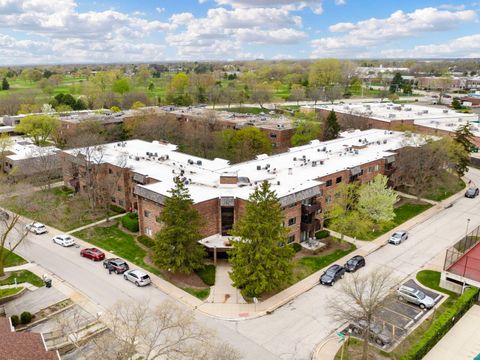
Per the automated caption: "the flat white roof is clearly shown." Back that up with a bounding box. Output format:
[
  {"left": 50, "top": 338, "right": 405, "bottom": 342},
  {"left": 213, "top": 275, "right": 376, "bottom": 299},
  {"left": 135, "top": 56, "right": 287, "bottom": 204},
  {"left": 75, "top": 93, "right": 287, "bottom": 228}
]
[
  {"left": 304, "top": 102, "right": 480, "bottom": 136},
  {"left": 66, "top": 129, "right": 424, "bottom": 204},
  {"left": 6, "top": 137, "right": 60, "bottom": 161}
]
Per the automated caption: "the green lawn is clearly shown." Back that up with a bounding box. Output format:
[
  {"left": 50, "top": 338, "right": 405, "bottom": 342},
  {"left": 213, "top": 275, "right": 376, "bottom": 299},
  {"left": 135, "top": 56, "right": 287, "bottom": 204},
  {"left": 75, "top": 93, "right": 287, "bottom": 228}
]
[
  {"left": 219, "top": 107, "right": 266, "bottom": 114},
  {"left": 332, "top": 201, "right": 432, "bottom": 241},
  {"left": 416, "top": 270, "right": 459, "bottom": 298},
  {"left": 183, "top": 287, "right": 210, "bottom": 300},
  {"left": 0, "top": 187, "right": 109, "bottom": 232},
  {"left": 293, "top": 242, "right": 356, "bottom": 282},
  {"left": 0, "top": 270, "right": 43, "bottom": 287},
  {"left": 0, "top": 287, "right": 23, "bottom": 298},
  {"left": 1, "top": 248, "right": 27, "bottom": 268},
  {"left": 73, "top": 224, "right": 160, "bottom": 275},
  {"left": 195, "top": 265, "right": 216, "bottom": 286},
  {"left": 423, "top": 178, "right": 465, "bottom": 202}
]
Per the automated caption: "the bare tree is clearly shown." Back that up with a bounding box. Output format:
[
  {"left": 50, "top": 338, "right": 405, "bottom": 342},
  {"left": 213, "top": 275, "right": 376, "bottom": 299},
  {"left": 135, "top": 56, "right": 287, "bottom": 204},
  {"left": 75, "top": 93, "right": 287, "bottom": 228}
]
[
  {"left": 90, "top": 300, "right": 242, "bottom": 360},
  {"left": 324, "top": 85, "right": 343, "bottom": 104},
  {"left": 328, "top": 270, "right": 396, "bottom": 360},
  {"left": 0, "top": 213, "right": 29, "bottom": 276},
  {"left": 28, "top": 147, "right": 61, "bottom": 190},
  {"left": 307, "top": 86, "right": 325, "bottom": 106},
  {"left": 0, "top": 134, "right": 13, "bottom": 173},
  {"left": 250, "top": 84, "right": 273, "bottom": 109}
]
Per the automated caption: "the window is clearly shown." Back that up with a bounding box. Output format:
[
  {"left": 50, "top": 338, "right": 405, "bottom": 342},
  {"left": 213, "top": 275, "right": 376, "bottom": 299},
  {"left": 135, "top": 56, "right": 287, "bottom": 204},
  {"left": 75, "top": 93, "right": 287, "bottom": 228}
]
[
  {"left": 144, "top": 210, "right": 151, "bottom": 218},
  {"left": 336, "top": 176, "right": 342, "bottom": 184},
  {"left": 108, "top": 168, "right": 113, "bottom": 174},
  {"left": 368, "top": 166, "right": 373, "bottom": 173},
  {"left": 288, "top": 217, "right": 297, "bottom": 226},
  {"left": 145, "top": 227, "right": 153, "bottom": 236},
  {"left": 288, "top": 235, "right": 295, "bottom": 244},
  {"left": 374, "top": 165, "right": 379, "bottom": 172},
  {"left": 326, "top": 179, "right": 333, "bottom": 187},
  {"left": 111, "top": 196, "right": 116, "bottom": 203},
  {"left": 270, "top": 133, "right": 277, "bottom": 138},
  {"left": 359, "top": 169, "right": 364, "bottom": 176}
]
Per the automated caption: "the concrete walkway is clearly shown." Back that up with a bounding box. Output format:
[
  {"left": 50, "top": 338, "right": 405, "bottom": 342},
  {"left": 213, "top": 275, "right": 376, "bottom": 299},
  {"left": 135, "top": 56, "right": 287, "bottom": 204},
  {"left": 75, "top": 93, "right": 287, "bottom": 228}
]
[
  {"left": 207, "top": 260, "right": 246, "bottom": 304},
  {"left": 424, "top": 305, "right": 480, "bottom": 360},
  {"left": 66, "top": 212, "right": 125, "bottom": 234},
  {"left": 396, "top": 191, "right": 439, "bottom": 206}
]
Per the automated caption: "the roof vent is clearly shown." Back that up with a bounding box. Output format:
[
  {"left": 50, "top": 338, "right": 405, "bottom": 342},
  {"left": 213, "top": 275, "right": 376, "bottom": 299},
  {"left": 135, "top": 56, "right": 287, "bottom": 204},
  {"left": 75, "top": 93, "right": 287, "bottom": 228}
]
[
  {"left": 257, "top": 165, "right": 261, "bottom": 170},
  {"left": 288, "top": 168, "right": 293, "bottom": 175},
  {"left": 277, "top": 181, "right": 280, "bottom": 185},
  {"left": 197, "top": 160, "right": 202, "bottom": 165}
]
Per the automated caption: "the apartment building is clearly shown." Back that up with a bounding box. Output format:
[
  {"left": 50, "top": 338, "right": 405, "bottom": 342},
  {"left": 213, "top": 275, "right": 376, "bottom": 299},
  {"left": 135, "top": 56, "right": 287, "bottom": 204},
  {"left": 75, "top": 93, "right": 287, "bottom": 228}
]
[
  {"left": 62, "top": 129, "right": 424, "bottom": 251},
  {"left": 1, "top": 136, "right": 61, "bottom": 177},
  {"left": 303, "top": 103, "right": 480, "bottom": 147}
]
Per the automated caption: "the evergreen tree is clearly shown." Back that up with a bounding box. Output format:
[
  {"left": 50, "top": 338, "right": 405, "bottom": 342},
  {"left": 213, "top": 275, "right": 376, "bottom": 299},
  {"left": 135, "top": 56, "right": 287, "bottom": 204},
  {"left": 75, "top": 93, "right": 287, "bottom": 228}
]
[
  {"left": 153, "top": 177, "right": 206, "bottom": 274},
  {"left": 389, "top": 72, "right": 403, "bottom": 93},
  {"left": 229, "top": 181, "right": 294, "bottom": 297},
  {"left": 323, "top": 110, "right": 341, "bottom": 141},
  {"left": 451, "top": 98, "right": 462, "bottom": 110},
  {"left": 454, "top": 123, "right": 475, "bottom": 176},
  {"left": 1, "top": 77, "right": 9, "bottom": 90}
]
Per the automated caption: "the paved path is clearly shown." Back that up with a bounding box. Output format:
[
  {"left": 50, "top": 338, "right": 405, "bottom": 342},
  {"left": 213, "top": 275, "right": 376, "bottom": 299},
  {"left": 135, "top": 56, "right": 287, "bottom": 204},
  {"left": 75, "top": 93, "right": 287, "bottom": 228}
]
[
  {"left": 207, "top": 260, "right": 246, "bottom": 304},
  {"left": 424, "top": 305, "right": 480, "bottom": 360},
  {"left": 4, "top": 286, "right": 67, "bottom": 317},
  {"left": 66, "top": 213, "right": 125, "bottom": 234}
]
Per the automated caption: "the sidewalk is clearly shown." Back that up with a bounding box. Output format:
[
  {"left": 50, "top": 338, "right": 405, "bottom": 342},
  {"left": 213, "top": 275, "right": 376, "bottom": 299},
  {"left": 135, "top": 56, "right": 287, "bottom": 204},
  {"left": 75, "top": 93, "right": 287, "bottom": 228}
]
[
  {"left": 65, "top": 212, "right": 125, "bottom": 234},
  {"left": 206, "top": 260, "right": 246, "bottom": 304}
]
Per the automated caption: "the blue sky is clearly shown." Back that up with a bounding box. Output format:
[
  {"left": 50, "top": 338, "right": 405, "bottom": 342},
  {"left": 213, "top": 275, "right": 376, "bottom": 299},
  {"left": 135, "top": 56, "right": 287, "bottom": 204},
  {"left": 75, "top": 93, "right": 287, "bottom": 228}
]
[{"left": 0, "top": 0, "right": 479, "bottom": 65}]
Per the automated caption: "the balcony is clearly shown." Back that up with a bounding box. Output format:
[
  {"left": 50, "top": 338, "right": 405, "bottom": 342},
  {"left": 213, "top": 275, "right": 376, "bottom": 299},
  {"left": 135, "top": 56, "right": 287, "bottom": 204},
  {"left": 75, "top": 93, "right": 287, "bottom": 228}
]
[
  {"left": 384, "top": 167, "right": 396, "bottom": 177},
  {"left": 301, "top": 203, "right": 321, "bottom": 215},
  {"left": 301, "top": 218, "right": 321, "bottom": 233}
]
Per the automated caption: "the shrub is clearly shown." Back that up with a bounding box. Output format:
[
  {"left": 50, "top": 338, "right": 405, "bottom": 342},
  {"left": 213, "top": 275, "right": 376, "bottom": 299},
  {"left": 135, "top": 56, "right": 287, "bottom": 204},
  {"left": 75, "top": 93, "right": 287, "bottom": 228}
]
[
  {"left": 400, "top": 287, "right": 479, "bottom": 360},
  {"left": 316, "top": 230, "right": 330, "bottom": 239},
  {"left": 137, "top": 235, "right": 155, "bottom": 248},
  {"left": 121, "top": 213, "right": 139, "bottom": 232},
  {"left": 292, "top": 242, "right": 302, "bottom": 253},
  {"left": 10, "top": 315, "right": 19, "bottom": 327},
  {"left": 196, "top": 265, "right": 216, "bottom": 286},
  {"left": 109, "top": 204, "right": 125, "bottom": 214},
  {"left": 20, "top": 311, "right": 32, "bottom": 325}
]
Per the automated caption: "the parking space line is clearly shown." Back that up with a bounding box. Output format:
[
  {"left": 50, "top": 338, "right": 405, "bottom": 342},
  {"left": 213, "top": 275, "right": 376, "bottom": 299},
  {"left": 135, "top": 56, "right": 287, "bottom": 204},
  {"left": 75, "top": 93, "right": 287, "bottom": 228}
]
[
  {"left": 404, "top": 319, "right": 414, "bottom": 329},
  {"left": 413, "top": 311, "right": 425, "bottom": 321}
]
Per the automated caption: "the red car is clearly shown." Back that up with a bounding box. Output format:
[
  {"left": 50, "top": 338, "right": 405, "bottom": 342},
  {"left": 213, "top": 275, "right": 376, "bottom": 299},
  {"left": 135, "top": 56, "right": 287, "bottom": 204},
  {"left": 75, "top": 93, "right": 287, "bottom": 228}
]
[{"left": 80, "top": 248, "right": 105, "bottom": 261}]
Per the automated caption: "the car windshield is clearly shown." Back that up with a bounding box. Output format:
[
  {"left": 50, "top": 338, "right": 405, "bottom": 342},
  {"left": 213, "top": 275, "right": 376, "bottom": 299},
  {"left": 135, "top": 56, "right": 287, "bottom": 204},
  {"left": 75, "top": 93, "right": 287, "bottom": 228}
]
[
  {"left": 347, "top": 259, "right": 357, "bottom": 265},
  {"left": 392, "top": 232, "right": 402, "bottom": 238},
  {"left": 63, "top": 236, "right": 71, "bottom": 241},
  {"left": 415, "top": 290, "right": 426, "bottom": 299},
  {"left": 326, "top": 268, "right": 337, "bottom": 276}
]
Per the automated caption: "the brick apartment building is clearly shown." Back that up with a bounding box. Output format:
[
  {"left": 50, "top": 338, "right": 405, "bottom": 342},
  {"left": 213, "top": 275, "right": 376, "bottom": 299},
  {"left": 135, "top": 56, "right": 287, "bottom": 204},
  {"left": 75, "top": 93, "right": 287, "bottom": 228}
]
[
  {"left": 303, "top": 103, "right": 480, "bottom": 147},
  {"left": 62, "top": 129, "right": 423, "bottom": 251}
]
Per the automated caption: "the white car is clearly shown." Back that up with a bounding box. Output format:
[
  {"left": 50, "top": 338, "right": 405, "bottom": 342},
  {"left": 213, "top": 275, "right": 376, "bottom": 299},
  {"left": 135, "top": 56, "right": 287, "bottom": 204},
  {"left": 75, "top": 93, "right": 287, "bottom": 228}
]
[
  {"left": 123, "top": 269, "right": 151, "bottom": 287},
  {"left": 388, "top": 230, "right": 408, "bottom": 245},
  {"left": 52, "top": 234, "right": 75, "bottom": 247},
  {"left": 25, "top": 222, "right": 48, "bottom": 235}
]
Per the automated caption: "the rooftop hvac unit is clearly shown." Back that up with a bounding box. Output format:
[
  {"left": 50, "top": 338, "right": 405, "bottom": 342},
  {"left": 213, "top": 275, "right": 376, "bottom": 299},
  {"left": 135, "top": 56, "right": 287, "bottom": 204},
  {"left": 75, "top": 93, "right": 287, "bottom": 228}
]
[
  {"left": 322, "top": 147, "right": 327, "bottom": 151},
  {"left": 354, "top": 150, "right": 359, "bottom": 155},
  {"left": 257, "top": 165, "right": 261, "bottom": 170},
  {"left": 277, "top": 181, "right": 280, "bottom": 185},
  {"left": 197, "top": 160, "right": 202, "bottom": 165},
  {"left": 383, "top": 140, "right": 387, "bottom": 144},
  {"left": 135, "top": 156, "right": 140, "bottom": 161},
  {"left": 165, "top": 155, "right": 169, "bottom": 160},
  {"left": 320, "top": 160, "right": 324, "bottom": 165},
  {"left": 389, "top": 114, "right": 396, "bottom": 119},
  {"left": 293, "top": 157, "right": 297, "bottom": 161},
  {"left": 312, "top": 161, "right": 317, "bottom": 167},
  {"left": 188, "top": 159, "right": 194, "bottom": 165}
]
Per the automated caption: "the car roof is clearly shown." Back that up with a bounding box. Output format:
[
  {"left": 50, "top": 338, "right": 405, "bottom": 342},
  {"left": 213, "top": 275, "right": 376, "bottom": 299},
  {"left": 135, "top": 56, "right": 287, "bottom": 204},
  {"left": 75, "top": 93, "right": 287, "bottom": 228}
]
[
  {"left": 393, "top": 230, "right": 406, "bottom": 235},
  {"left": 399, "top": 285, "right": 416, "bottom": 292},
  {"left": 129, "top": 269, "right": 148, "bottom": 276},
  {"left": 86, "top": 248, "right": 101, "bottom": 252},
  {"left": 33, "top": 222, "right": 46, "bottom": 226},
  {"left": 350, "top": 255, "right": 363, "bottom": 261},
  {"left": 328, "top": 264, "right": 340, "bottom": 270},
  {"left": 57, "top": 234, "right": 71, "bottom": 239}
]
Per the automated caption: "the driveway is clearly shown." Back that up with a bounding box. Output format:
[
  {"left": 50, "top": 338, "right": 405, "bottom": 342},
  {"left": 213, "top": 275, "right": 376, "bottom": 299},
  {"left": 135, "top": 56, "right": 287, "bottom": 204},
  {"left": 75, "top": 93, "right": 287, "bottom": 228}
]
[
  {"left": 4, "top": 286, "right": 67, "bottom": 317},
  {"left": 5, "top": 167, "right": 480, "bottom": 360}
]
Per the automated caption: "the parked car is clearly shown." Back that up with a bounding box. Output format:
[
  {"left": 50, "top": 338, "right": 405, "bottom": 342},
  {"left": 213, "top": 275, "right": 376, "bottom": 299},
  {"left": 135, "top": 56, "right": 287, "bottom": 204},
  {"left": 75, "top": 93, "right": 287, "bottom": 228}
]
[
  {"left": 103, "top": 258, "right": 129, "bottom": 274},
  {"left": 0, "top": 210, "right": 9, "bottom": 221},
  {"left": 397, "top": 285, "right": 435, "bottom": 309},
  {"left": 52, "top": 234, "right": 75, "bottom": 247},
  {"left": 80, "top": 248, "right": 105, "bottom": 261},
  {"left": 350, "top": 320, "right": 392, "bottom": 347},
  {"left": 388, "top": 230, "right": 408, "bottom": 245},
  {"left": 465, "top": 187, "right": 479, "bottom": 198},
  {"left": 344, "top": 255, "right": 366, "bottom": 273},
  {"left": 319, "top": 264, "right": 345, "bottom": 286},
  {"left": 123, "top": 269, "right": 151, "bottom": 287},
  {"left": 25, "top": 222, "right": 48, "bottom": 235}
]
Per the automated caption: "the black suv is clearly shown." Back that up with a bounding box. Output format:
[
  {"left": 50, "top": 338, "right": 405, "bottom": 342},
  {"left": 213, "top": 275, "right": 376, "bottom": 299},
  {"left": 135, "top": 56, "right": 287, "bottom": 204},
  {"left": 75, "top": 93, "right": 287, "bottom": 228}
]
[
  {"left": 319, "top": 264, "right": 345, "bottom": 286},
  {"left": 103, "top": 258, "right": 129, "bottom": 274},
  {"left": 344, "top": 255, "right": 366, "bottom": 273}
]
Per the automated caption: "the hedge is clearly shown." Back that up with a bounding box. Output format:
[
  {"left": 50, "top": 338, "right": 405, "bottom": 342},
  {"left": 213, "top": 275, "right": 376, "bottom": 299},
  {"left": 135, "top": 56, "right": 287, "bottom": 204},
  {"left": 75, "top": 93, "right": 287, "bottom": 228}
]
[
  {"left": 10, "top": 315, "right": 19, "bottom": 327},
  {"left": 316, "top": 230, "right": 330, "bottom": 239},
  {"left": 121, "top": 213, "right": 139, "bottom": 232},
  {"left": 292, "top": 242, "right": 302, "bottom": 253},
  {"left": 137, "top": 235, "right": 155, "bottom": 248},
  {"left": 400, "top": 287, "right": 479, "bottom": 360}
]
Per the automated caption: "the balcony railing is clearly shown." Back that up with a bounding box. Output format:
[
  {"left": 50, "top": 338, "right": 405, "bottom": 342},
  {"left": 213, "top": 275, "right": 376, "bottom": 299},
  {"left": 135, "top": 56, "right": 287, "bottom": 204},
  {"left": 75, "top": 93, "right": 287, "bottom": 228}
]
[
  {"left": 301, "top": 203, "right": 321, "bottom": 215},
  {"left": 301, "top": 218, "right": 321, "bottom": 233}
]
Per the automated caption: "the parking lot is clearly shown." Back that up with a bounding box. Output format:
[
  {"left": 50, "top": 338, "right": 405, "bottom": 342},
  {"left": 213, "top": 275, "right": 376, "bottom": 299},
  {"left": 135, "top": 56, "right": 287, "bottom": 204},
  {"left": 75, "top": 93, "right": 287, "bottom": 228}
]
[{"left": 348, "top": 279, "right": 443, "bottom": 349}]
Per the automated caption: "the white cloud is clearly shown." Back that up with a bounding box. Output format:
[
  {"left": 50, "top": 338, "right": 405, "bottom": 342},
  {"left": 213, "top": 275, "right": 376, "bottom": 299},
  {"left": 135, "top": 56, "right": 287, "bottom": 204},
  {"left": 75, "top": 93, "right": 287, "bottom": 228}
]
[
  {"left": 156, "top": 7, "right": 165, "bottom": 13},
  {"left": 312, "top": 7, "right": 477, "bottom": 58},
  {"left": 211, "top": 0, "right": 325, "bottom": 14},
  {"left": 381, "top": 34, "right": 480, "bottom": 58}
]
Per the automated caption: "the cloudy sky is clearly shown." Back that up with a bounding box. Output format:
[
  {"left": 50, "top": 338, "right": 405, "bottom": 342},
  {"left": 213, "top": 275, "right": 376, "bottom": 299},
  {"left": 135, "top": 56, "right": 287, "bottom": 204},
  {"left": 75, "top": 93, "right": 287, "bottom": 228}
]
[{"left": 0, "top": 0, "right": 479, "bottom": 65}]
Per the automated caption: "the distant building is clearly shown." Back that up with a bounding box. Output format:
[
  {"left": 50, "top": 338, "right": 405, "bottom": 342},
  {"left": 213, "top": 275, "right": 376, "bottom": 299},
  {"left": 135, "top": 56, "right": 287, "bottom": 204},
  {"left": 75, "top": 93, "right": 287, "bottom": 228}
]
[
  {"left": 62, "top": 129, "right": 425, "bottom": 248},
  {"left": 302, "top": 103, "right": 480, "bottom": 147}
]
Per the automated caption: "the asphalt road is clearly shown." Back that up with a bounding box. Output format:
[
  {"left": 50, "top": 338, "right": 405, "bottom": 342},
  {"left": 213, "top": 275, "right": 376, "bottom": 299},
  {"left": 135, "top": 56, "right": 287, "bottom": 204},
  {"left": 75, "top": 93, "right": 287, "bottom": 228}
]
[{"left": 7, "top": 167, "right": 480, "bottom": 360}]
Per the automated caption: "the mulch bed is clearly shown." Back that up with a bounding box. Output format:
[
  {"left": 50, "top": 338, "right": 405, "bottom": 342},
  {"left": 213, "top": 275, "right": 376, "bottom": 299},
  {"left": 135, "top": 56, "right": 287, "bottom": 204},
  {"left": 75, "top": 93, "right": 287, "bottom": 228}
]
[
  {"left": 160, "top": 270, "right": 207, "bottom": 289},
  {"left": 293, "top": 237, "right": 351, "bottom": 261}
]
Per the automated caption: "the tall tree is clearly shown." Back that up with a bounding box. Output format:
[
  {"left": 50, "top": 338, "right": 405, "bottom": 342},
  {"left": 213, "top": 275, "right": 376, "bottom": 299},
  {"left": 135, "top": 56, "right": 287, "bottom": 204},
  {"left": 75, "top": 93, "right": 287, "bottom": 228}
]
[
  {"left": 153, "top": 177, "right": 206, "bottom": 274},
  {"left": 328, "top": 270, "right": 396, "bottom": 360},
  {"left": 15, "top": 115, "right": 60, "bottom": 146},
  {"left": 323, "top": 110, "right": 341, "bottom": 141},
  {"left": 389, "top": 72, "right": 404, "bottom": 93},
  {"left": 357, "top": 175, "right": 398, "bottom": 224},
  {"left": 112, "top": 78, "right": 130, "bottom": 95},
  {"left": 1, "top": 213, "right": 29, "bottom": 277},
  {"left": 453, "top": 123, "right": 474, "bottom": 176},
  {"left": 219, "top": 127, "right": 272, "bottom": 163},
  {"left": 308, "top": 59, "right": 342, "bottom": 88},
  {"left": 1, "top": 77, "right": 9, "bottom": 90},
  {"left": 229, "top": 181, "right": 295, "bottom": 297},
  {"left": 250, "top": 84, "right": 273, "bottom": 109},
  {"left": 291, "top": 120, "right": 322, "bottom": 147}
]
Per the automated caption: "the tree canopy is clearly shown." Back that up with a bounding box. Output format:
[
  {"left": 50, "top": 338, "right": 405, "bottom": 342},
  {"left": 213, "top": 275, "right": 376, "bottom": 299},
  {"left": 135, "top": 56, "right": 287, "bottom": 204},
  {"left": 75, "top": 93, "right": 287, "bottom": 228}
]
[
  {"left": 291, "top": 120, "right": 321, "bottom": 147},
  {"left": 16, "top": 115, "right": 59, "bottom": 146},
  {"left": 357, "top": 174, "right": 398, "bottom": 223},
  {"left": 323, "top": 110, "right": 341, "bottom": 140},
  {"left": 308, "top": 59, "right": 342, "bottom": 88},
  {"left": 153, "top": 177, "right": 206, "bottom": 274},
  {"left": 229, "top": 181, "right": 294, "bottom": 297}
]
